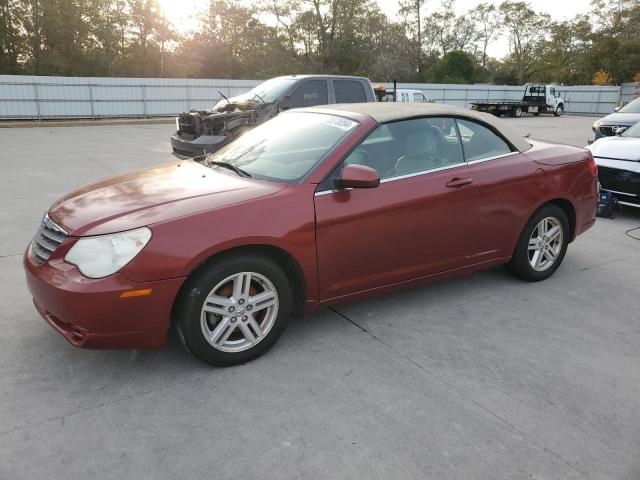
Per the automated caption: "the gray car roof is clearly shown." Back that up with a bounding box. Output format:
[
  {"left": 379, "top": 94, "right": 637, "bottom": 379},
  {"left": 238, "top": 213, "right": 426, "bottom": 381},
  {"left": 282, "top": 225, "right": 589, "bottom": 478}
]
[{"left": 302, "top": 102, "right": 532, "bottom": 152}]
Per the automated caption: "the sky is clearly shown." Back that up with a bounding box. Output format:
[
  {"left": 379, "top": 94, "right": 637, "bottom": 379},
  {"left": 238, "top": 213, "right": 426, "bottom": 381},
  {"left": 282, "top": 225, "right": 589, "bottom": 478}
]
[{"left": 156, "top": 0, "right": 593, "bottom": 59}]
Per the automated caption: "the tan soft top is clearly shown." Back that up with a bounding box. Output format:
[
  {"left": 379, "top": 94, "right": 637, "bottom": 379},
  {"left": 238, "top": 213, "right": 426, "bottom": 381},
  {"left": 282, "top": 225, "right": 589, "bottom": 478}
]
[{"left": 302, "top": 102, "right": 532, "bottom": 152}]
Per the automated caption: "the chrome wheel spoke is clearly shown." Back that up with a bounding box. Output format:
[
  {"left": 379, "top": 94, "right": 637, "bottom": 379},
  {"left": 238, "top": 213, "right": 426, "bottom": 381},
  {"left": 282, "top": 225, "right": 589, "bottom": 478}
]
[
  {"left": 528, "top": 237, "right": 541, "bottom": 251},
  {"left": 238, "top": 321, "right": 257, "bottom": 343},
  {"left": 247, "top": 316, "right": 264, "bottom": 338},
  {"left": 232, "top": 272, "right": 252, "bottom": 299},
  {"left": 203, "top": 294, "right": 234, "bottom": 316},
  {"left": 546, "top": 225, "right": 560, "bottom": 241},
  {"left": 249, "top": 290, "right": 277, "bottom": 312},
  {"left": 531, "top": 249, "right": 543, "bottom": 268},
  {"left": 210, "top": 318, "right": 232, "bottom": 345}
]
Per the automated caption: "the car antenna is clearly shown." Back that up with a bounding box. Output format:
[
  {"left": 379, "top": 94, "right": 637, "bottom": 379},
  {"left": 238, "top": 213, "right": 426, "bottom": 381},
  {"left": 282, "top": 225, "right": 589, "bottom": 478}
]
[{"left": 218, "top": 90, "right": 231, "bottom": 105}]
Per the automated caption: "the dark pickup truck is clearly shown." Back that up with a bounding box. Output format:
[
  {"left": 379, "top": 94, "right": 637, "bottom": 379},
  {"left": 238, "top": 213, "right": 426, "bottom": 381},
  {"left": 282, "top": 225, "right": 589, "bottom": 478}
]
[{"left": 171, "top": 75, "right": 376, "bottom": 157}]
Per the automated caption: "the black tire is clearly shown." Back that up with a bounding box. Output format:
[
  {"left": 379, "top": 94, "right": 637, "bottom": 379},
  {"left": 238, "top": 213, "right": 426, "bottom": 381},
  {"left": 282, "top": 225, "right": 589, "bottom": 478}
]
[
  {"left": 511, "top": 106, "right": 523, "bottom": 118},
  {"left": 533, "top": 112, "right": 540, "bottom": 116},
  {"left": 554, "top": 105, "right": 564, "bottom": 117},
  {"left": 507, "top": 204, "right": 570, "bottom": 282},
  {"left": 174, "top": 254, "right": 292, "bottom": 366}
]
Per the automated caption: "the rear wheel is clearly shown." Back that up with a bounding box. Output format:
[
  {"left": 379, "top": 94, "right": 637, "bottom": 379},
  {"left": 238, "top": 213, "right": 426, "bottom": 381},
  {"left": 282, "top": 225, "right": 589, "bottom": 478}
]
[
  {"left": 511, "top": 106, "right": 523, "bottom": 118},
  {"left": 175, "top": 254, "right": 292, "bottom": 366},
  {"left": 507, "top": 205, "right": 569, "bottom": 282}
]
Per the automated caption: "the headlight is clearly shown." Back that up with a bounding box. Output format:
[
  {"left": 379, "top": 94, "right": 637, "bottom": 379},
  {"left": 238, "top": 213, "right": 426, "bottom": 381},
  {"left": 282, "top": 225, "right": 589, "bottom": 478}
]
[
  {"left": 65, "top": 227, "right": 152, "bottom": 279},
  {"left": 592, "top": 120, "right": 601, "bottom": 132},
  {"left": 175, "top": 117, "right": 180, "bottom": 132}
]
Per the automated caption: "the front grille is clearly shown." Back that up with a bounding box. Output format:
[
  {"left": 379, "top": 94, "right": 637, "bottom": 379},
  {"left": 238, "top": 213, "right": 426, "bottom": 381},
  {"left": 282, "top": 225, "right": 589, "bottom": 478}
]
[
  {"left": 178, "top": 114, "right": 196, "bottom": 136},
  {"left": 31, "top": 215, "right": 68, "bottom": 264},
  {"left": 599, "top": 125, "right": 618, "bottom": 136}
]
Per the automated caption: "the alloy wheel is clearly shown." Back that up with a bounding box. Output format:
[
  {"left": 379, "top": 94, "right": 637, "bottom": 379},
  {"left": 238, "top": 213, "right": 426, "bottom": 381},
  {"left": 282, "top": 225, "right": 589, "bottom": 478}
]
[
  {"left": 528, "top": 216, "right": 563, "bottom": 272},
  {"left": 200, "top": 271, "right": 279, "bottom": 353}
]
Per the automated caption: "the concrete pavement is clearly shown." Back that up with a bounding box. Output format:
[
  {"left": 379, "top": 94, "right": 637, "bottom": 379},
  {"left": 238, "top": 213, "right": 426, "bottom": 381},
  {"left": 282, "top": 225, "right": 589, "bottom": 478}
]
[{"left": 1, "top": 116, "right": 639, "bottom": 479}]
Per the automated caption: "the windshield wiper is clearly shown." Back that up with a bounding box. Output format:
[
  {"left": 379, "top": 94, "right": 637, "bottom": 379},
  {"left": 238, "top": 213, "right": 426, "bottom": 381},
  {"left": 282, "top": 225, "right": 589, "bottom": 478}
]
[
  {"left": 208, "top": 160, "right": 252, "bottom": 178},
  {"left": 193, "top": 155, "right": 252, "bottom": 178},
  {"left": 251, "top": 92, "right": 267, "bottom": 106},
  {"left": 218, "top": 90, "right": 231, "bottom": 105}
]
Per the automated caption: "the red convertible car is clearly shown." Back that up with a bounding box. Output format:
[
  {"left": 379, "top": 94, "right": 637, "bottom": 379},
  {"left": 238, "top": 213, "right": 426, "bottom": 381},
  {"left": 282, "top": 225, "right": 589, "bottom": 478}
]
[{"left": 24, "top": 103, "right": 598, "bottom": 365}]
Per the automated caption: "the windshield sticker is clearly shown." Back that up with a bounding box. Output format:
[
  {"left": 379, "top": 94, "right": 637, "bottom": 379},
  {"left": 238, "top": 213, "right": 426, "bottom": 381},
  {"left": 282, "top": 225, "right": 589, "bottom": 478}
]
[{"left": 324, "top": 117, "right": 358, "bottom": 131}]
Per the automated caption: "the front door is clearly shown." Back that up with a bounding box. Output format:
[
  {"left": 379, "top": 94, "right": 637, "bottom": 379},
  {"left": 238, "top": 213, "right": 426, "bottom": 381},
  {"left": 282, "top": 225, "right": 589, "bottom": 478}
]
[{"left": 314, "top": 116, "right": 481, "bottom": 301}]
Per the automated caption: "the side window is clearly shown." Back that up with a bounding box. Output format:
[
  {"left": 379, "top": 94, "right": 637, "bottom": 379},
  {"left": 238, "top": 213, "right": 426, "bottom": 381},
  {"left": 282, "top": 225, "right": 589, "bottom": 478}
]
[
  {"left": 289, "top": 80, "right": 328, "bottom": 108},
  {"left": 549, "top": 87, "right": 556, "bottom": 97},
  {"left": 413, "top": 93, "right": 425, "bottom": 102},
  {"left": 456, "top": 118, "right": 513, "bottom": 162},
  {"left": 342, "top": 117, "right": 464, "bottom": 181},
  {"left": 334, "top": 80, "right": 367, "bottom": 103}
]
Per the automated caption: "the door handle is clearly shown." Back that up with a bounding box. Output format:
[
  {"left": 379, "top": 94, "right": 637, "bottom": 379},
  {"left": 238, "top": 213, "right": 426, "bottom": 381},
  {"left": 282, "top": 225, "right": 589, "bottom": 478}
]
[{"left": 446, "top": 177, "right": 473, "bottom": 188}]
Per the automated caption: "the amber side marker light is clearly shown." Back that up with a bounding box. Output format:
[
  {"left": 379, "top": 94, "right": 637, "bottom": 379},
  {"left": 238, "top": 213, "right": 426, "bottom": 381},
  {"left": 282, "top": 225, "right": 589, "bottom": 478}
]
[{"left": 120, "top": 288, "right": 153, "bottom": 298}]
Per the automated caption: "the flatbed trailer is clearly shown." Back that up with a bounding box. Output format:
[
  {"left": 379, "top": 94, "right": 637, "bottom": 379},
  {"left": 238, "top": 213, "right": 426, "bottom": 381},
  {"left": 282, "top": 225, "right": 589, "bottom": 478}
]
[{"left": 471, "top": 83, "right": 565, "bottom": 118}]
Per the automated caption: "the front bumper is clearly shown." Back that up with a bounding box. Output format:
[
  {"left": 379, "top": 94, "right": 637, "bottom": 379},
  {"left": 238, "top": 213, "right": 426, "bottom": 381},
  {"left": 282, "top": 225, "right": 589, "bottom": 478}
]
[
  {"left": 170, "top": 132, "right": 229, "bottom": 157},
  {"left": 596, "top": 159, "right": 640, "bottom": 208},
  {"left": 24, "top": 245, "right": 185, "bottom": 349}
]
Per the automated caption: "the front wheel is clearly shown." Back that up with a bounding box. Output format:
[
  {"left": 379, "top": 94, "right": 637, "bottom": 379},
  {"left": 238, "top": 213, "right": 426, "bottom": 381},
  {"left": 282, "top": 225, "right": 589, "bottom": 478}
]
[
  {"left": 174, "top": 254, "right": 292, "bottom": 366},
  {"left": 554, "top": 105, "right": 564, "bottom": 117},
  {"left": 507, "top": 205, "right": 569, "bottom": 282}
]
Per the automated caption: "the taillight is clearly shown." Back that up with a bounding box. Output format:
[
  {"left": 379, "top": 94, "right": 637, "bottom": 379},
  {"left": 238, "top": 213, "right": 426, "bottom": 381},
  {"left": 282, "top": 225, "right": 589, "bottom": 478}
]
[{"left": 587, "top": 155, "right": 598, "bottom": 178}]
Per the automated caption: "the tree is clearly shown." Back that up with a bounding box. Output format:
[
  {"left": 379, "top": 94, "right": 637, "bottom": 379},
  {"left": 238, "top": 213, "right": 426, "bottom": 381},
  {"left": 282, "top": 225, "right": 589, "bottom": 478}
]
[
  {"left": 0, "top": 0, "right": 26, "bottom": 73},
  {"left": 423, "top": 0, "right": 478, "bottom": 57},
  {"left": 499, "top": 0, "right": 550, "bottom": 83},
  {"left": 593, "top": 69, "right": 613, "bottom": 85},
  {"left": 398, "top": 0, "right": 425, "bottom": 76},
  {"left": 470, "top": 2, "right": 501, "bottom": 70},
  {"left": 430, "top": 50, "right": 476, "bottom": 83}
]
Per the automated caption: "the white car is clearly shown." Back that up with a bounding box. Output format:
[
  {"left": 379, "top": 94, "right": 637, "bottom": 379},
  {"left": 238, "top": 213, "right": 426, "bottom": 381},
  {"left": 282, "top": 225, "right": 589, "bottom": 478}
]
[
  {"left": 382, "top": 89, "right": 433, "bottom": 103},
  {"left": 586, "top": 121, "right": 640, "bottom": 208}
]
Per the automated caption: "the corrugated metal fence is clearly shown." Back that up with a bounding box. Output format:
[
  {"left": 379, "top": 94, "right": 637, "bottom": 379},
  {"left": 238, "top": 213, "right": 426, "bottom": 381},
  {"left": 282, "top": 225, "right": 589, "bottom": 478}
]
[
  {"left": 0, "top": 75, "right": 260, "bottom": 119},
  {"left": 0, "top": 74, "right": 635, "bottom": 120},
  {"left": 620, "top": 82, "right": 639, "bottom": 105}
]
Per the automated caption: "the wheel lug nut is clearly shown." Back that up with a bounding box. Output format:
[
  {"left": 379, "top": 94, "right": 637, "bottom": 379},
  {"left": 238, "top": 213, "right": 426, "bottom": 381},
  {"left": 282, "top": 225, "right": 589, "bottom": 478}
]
[
  {"left": 231, "top": 317, "right": 237, "bottom": 323},
  {"left": 246, "top": 305, "right": 252, "bottom": 311},
  {"left": 242, "top": 315, "right": 248, "bottom": 321},
  {"left": 228, "top": 306, "right": 235, "bottom": 312},
  {"left": 238, "top": 299, "right": 245, "bottom": 305}
]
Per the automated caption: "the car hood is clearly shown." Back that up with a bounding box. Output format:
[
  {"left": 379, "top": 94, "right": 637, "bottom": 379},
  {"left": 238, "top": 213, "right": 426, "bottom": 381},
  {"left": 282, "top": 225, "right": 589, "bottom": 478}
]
[
  {"left": 598, "top": 112, "right": 640, "bottom": 125},
  {"left": 48, "top": 160, "right": 285, "bottom": 236},
  {"left": 587, "top": 136, "right": 640, "bottom": 161}
]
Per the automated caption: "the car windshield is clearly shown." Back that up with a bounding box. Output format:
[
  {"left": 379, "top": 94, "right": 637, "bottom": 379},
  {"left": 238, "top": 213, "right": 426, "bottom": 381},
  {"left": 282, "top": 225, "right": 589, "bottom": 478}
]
[
  {"left": 622, "top": 121, "right": 640, "bottom": 138},
  {"left": 243, "top": 78, "right": 296, "bottom": 104},
  {"left": 619, "top": 97, "right": 640, "bottom": 113},
  {"left": 205, "top": 112, "right": 359, "bottom": 183}
]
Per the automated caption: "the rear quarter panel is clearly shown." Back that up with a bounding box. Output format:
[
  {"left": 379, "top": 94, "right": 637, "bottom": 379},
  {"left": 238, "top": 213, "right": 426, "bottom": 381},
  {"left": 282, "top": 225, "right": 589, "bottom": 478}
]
[{"left": 524, "top": 141, "right": 598, "bottom": 238}]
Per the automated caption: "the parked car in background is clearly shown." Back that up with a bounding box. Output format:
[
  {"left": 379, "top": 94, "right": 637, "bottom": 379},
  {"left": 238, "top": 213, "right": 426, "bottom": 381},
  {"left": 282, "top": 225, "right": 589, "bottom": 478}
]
[
  {"left": 382, "top": 88, "right": 434, "bottom": 103},
  {"left": 592, "top": 97, "right": 640, "bottom": 140},
  {"left": 25, "top": 103, "right": 598, "bottom": 366},
  {"left": 171, "top": 75, "right": 376, "bottom": 156},
  {"left": 472, "top": 83, "right": 565, "bottom": 118},
  {"left": 587, "top": 120, "right": 640, "bottom": 208}
]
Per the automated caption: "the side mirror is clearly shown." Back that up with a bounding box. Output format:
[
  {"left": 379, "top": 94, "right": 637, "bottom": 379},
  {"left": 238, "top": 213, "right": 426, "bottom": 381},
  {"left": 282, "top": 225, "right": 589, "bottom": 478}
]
[
  {"left": 613, "top": 106, "right": 621, "bottom": 112},
  {"left": 334, "top": 164, "right": 380, "bottom": 190},
  {"left": 279, "top": 95, "right": 293, "bottom": 111},
  {"left": 615, "top": 126, "right": 628, "bottom": 136}
]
